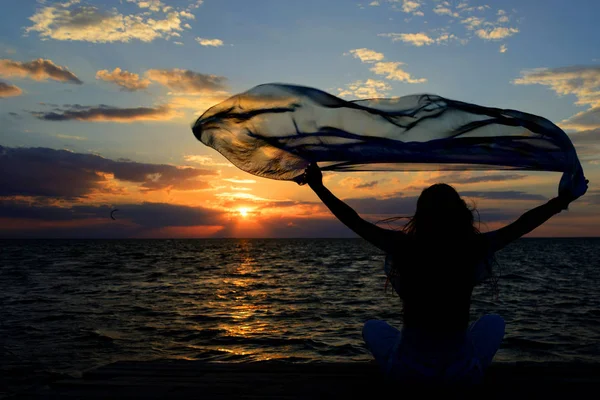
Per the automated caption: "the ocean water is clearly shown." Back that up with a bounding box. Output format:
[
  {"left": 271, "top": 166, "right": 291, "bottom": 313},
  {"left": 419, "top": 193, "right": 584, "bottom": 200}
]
[{"left": 1, "top": 238, "right": 599, "bottom": 377}]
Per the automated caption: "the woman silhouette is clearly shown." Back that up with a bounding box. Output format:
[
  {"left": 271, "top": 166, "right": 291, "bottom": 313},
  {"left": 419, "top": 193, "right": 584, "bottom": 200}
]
[{"left": 296, "top": 163, "right": 587, "bottom": 384}]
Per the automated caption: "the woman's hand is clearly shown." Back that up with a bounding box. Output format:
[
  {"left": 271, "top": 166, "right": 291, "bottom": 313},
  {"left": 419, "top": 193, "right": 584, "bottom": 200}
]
[
  {"left": 558, "top": 169, "right": 588, "bottom": 207},
  {"left": 293, "top": 163, "right": 322, "bottom": 187}
]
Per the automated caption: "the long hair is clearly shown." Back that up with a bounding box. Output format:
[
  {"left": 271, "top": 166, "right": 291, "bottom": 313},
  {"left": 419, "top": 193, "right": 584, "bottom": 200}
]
[
  {"left": 404, "top": 183, "right": 478, "bottom": 238},
  {"left": 382, "top": 183, "right": 499, "bottom": 297}
]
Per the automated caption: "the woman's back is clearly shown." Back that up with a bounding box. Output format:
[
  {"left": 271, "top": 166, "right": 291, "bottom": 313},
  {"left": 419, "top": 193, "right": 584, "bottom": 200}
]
[
  {"left": 298, "top": 162, "right": 587, "bottom": 383},
  {"left": 386, "top": 235, "right": 491, "bottom": 333}
]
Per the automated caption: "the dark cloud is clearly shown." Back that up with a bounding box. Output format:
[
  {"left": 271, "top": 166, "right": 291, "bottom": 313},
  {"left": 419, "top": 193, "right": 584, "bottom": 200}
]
[
  {"left": 345, "top": 195, "right": 418, "bottom": 215},
  {"left": 115, "top": 202, "right": 224, "bottom": 228},
  {"left": 428, "top": 173, "right": 527, "bottom": 184},
  {"left": 475, "top": 209, "right": 522, "bottom": 224},
  {"left": 0, "top": 81, "right": 22, "bottom": 97},
  {"left": 343, "top": 192, "right": 543, "bottom": 215},
  {"left": 0, "top": 146, "right": 217, "bottom": 198},
  {"left": 562, "top": 106, "right": 600, "bottom": 130},
  {"left": 0, "top": 200, "right": 226, "bottom": 238},
  {"left": 8, "top": 112, "right": 19, "bottom": 117},
  {"left": 461, "top": 191, "right": 547, "bottom": 201},
  {"left": 582, "top": 190, "right": 600, "bottom": 205},
  {"left": 569, "top": 129, "right": 600, "bottom": 145},
  {"left": 0, "top": 58, "right": 82, "bottom": 84},
  {"left": 256, "top": 217, "right": 361, "bottom": 239},
  {"left": 343, "top": 192, "right": 535, "bottom": 224},
  {"left": 31, "top": 104, "right": 175, "bottom": 122},
  {"left": 355, "top": 180, "right": 379, "bottom": 189}
]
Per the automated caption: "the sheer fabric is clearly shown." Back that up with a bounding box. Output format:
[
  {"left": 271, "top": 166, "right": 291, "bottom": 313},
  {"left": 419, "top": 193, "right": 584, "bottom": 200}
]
[{"left": 192, "top": 83, "right": 582, "bottom": 182}]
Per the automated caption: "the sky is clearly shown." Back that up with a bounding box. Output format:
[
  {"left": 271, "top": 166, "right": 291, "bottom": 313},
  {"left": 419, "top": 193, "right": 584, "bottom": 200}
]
[{"left": 1, "top": 0, "right": 599, "bottom": 238}]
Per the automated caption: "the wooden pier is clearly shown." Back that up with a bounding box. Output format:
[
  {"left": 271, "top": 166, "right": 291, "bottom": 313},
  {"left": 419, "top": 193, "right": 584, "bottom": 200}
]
[{"left": 13, "top": 360, "right": 600, "bottom": 399}]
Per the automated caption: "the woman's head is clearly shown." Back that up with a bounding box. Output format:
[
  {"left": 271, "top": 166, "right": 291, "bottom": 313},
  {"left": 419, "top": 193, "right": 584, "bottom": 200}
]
[{"left": 404, "top": 183, "right": 477, "bottom": 239}]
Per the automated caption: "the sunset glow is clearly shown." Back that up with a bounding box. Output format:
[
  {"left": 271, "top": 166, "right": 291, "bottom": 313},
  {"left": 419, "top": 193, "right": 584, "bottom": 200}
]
[{"left": 1, "top": 1, "right": 599, "bottom": 238}]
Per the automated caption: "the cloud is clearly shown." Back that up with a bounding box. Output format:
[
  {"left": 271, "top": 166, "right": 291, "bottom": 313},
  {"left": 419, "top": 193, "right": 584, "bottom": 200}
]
[
  {"left": 127, "top": 0, "right": 165, "bottom": 13},
  {"left": 475, "top": 27, "right": 519, "bottom": 40},
  {"left": 459, "top": 5, "right": 490, "bottom": 13},
  {"left": 146, "top": 68, "right": 227, "bottom": 94},
  {"left": 569, "top": 128, "right": 600, "bottom": 145},
  {"left": 581, "top": 189, "right": 600, "bottom": 205},
  {"left": 513, "top": 66, "right": 600, "bottom": 106},
  {"left": 499, "top": 44, "right": 507, "bottom": 53},
  {"left": 0, "top": 145, "right": 218, "bottom": 199},
  {"left": 355, "top": 180, "right": 380, "bottom": 189},
  {"left": 256, "top": 216, "right": 361, "bottom": 239},
  {"left": 340, "top": 193, "right": 522, "bottom": 225},
  {"left": 167, "top": 94, "right": 230, "bottom": 115},
  {"left": 105, "top": 202, "right": 222, "bottom": 228},
  {"left": 25, "top": 1, "right": 192, "bottom": 43},
  {"left": 222, "top": 178, "right": 256, "bottom": 184},
  {"left": 369, "top": 1, "right": 380, "bottom": 6},
  {"left": 0, "top": 199, "right": 227, "bottom": 238},
  {"left": 460, "top": 16, "right": 485, "bottom": 30},
  {"left": 56, "top": 134, "right": 87, "bottom": 140},
  {"left": 561, "top": 107, "right": 600, "bottom": 130},
  {"left": 0, "top": 81, "right": 22, "bottom": 97},
  {"left": 380, "top": 3, "right": 517, "bottom": 46},
  {"left": 379, "top": 32, "right": 461, "bottom": 46},
  {"left": 370, "top": 61, "right": 427, "bottom": 83},
  {"left": 427, "top": 173, "right": 527, "bottom": 185},
  {"left": 347, "top": 48, "right": 385, "bottom": 63},
  {"left": 460, "top": 191, "right": 547, "bottom": 201},
  {"left": 195, "top": 37, "right": 224, "bottom": 47},
  {"left": 337, "top": 79, "right": 391, "bottom": 99},
  {"left": 346, "top": 48, "right": 426, "bottom": 84},
  {"left": 96, "top": 67, "right": 151, "bottom": 91},
  {"left": 345, "top": 194, "right": 417, "bottom": 215},
  {"left": 179, "top": 11, "right": 195, "bottom": 19},
  {"left": 0, "top": 58, "right": 82, "bottom": 84},
  {"left": 433, "top": 5, "right": 459, "bottom": 18},
  {"left": 567, "top": 129, "right": 600, "bottom": 161},
  {"left": 436, "top": 32, "right": 461, "bottom": 44},
  {"left": 513, "top": 66, "right": 600, "bottom": 130},
  {"left": 379, "top": 32, "right": 434, "bottom": 46},
  {"left": 183, "top": 154, "right": 232, "bottom": 167},
  {"left": 32, "top": 104, "right": 177, "bottom": 122},
  {"left": 400, "top": 0, "right": 422, "bottom": 15}
]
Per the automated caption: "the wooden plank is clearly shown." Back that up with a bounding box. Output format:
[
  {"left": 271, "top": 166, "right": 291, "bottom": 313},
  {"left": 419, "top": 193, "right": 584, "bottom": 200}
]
[{"left": 18, "top": 361, "right": 600, "bottom": 400}]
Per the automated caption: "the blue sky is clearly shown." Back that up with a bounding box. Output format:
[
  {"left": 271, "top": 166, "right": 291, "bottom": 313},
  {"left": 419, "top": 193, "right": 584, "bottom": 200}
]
[{"left": 1, "top": 0, "right": 599, "bottom": 238}]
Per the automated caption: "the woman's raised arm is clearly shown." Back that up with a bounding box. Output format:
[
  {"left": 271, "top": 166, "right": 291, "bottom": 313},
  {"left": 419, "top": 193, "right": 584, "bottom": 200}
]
[
  {"left": 487, "top": 174, "right": 588, "bottom": 252},
  {"left": 295, "top": 164, "right": 401, "bottom": 253}
]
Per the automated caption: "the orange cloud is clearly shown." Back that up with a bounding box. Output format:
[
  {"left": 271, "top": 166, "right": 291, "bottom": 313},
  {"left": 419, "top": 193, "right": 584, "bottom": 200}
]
[
  {"left": 0, "top": 145, "right": 217, "bottom": 199},
  {"left": 0, "top": 58, "right": 82, "bottom": 83},
  {"left": 146, "top": 68, "right": 227, "bottom": 94},
  {"left": 96, "top": 67, "right": 151, "bottom": 91},
  {"left": 32, "top": 104, "right": 178, "bottom": 122},
  {"left": 0, "top": 81, "right": 22, "bottom": 97}
]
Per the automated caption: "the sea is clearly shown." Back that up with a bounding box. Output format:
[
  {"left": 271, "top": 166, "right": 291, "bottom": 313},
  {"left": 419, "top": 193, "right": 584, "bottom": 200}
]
[{"left": 1, "top": 238, "right": 599, "bottom": 380}]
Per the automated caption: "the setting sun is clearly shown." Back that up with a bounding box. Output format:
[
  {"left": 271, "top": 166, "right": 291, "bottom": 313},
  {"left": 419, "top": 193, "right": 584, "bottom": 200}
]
[{"left": 238, "top": 208, "right": 249, "bottom": 218}]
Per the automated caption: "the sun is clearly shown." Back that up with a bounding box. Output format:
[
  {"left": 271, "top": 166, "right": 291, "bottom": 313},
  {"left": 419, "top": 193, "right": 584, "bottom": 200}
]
[{"left": 238, "top": 207, "right": 249, "bottom": 218}]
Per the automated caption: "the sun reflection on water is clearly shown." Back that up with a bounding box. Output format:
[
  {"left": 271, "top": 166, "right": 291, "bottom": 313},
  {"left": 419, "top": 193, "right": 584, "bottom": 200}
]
[{"left": 210, "top": 240, "right": 290, "bottom": 360}]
